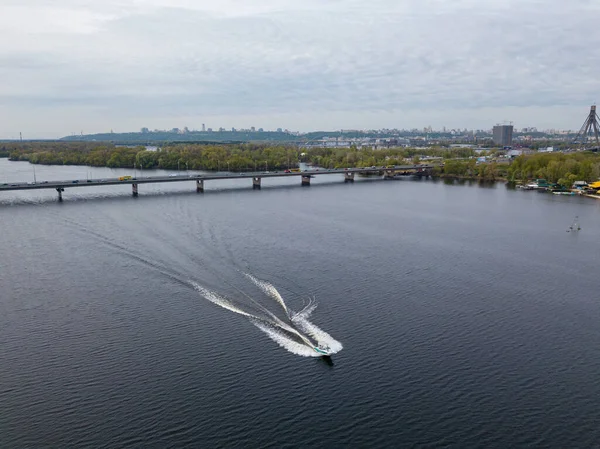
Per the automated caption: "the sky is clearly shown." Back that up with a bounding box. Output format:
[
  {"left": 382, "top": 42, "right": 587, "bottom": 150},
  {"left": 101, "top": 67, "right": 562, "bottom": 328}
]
[{"left": 0, "top": 0, "right": 598, "bottom": 138}]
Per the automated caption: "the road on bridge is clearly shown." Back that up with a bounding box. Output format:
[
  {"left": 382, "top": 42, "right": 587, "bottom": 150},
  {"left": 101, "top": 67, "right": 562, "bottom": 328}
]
[{"left": 0, "top": 165, "right": 436, "bottom": 199}]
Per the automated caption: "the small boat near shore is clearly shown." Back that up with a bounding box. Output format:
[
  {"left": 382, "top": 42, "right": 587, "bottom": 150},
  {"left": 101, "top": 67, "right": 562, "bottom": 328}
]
[
  {"left": 518, "top": 184, "right": 536, "bottom": 190},
  {"left": 518, "top": 179, "right": 551, "bottom": 190}
]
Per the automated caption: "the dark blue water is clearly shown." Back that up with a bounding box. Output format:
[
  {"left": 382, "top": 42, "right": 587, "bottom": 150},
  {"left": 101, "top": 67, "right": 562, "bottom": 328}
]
[{"left": 1, "top": 159, "right": 600, "bottom": 448}]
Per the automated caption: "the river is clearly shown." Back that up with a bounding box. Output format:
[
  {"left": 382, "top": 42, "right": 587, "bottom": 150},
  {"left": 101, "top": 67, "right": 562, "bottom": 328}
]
[{"left": 1, "top": 158, "right": 599, "bottom": 447}]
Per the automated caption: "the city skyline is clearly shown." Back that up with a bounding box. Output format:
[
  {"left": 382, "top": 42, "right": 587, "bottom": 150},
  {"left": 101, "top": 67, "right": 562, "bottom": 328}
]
[
  {"left": 59, "top": 122, "right": 577, "bottom": 136},
  {"left": 1, "top": 0, "right": 599, "bottom": 138},
  {"left": 9, "top": 120, "right": 587, "bottom": 141}
]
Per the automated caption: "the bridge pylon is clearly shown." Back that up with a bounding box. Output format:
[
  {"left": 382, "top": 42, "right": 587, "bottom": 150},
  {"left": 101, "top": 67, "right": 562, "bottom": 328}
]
[{"left": 573, "top": 105, "right": 600, "bottom": 151}]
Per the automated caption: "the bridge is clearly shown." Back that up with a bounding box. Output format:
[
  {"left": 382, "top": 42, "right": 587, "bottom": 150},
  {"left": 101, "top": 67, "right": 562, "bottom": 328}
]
[{"left": 0, "top": 165, "right": 435, "bottom": 200}]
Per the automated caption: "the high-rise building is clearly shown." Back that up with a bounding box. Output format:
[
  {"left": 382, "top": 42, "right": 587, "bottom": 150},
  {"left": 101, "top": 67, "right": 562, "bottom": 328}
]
[
  {"left": 202, "top": 123, "right": 206, "bottom": 132},
  {"left": 493, "top": 125, "right": 513, "bottom": 146}
]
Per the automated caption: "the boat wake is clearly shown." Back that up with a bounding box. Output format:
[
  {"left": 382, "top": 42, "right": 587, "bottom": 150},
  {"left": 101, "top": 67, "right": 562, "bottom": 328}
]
[{"left": 190, "top": 275, "right": 342, "bottom": 357}]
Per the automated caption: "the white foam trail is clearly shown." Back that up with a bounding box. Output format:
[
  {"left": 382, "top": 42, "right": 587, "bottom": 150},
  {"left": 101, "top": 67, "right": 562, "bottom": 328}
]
[
  {"left": 244, "top": 273, "right": 290, "bottom": 317},
  {"left": 251, "top": 319, "right": 319, "bottom": 357},
  {"left": 292, "top": 298, "right": 317, "bottom": 321},
  {"left": 190, "top": 281, "right": 258, "bottom": 319},
  {"left": 242, "top": 275, "right": 343, "bottom": 353},
  {"left": 264, "top": 314, "right": 317, "bottom": 349},
  {"left": 292, "top": 315, "right": 344, "bottom": 354},
  {"left": 191, "top": 280, "right": 313, "bottom": 344},
  {"left": 192, "top": 279, "right": 342, "bottom": 356}
]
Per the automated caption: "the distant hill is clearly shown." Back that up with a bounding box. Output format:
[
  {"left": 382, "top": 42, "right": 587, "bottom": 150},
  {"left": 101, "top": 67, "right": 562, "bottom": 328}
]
[
  {"left": 61, "top": 131, "right": 303, "bottom": 144},
  {"left": 59, "top": 129, "right": 508, "bottom": 146}
]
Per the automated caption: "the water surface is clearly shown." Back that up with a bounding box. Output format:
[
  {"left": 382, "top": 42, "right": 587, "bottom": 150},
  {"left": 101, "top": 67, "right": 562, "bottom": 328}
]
[{"left": 1, "top": 159, "right": 599, "bottom": 447}]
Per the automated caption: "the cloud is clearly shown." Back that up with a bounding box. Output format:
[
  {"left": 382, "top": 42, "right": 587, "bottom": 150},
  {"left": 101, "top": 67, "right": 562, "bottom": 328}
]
[{"left": 0, "top": 0, "right": 598, "bottom": 137}]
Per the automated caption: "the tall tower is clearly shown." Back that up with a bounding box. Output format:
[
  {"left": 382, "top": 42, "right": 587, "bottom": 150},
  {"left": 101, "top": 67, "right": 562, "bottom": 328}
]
[
  {"left": 202, "top": 123, "right": 206, "bottom": 132},
  {"left": 573, "top": 105, "right": 600, "bottom": 150},
  {"left": 493, "top": 124, "right": 513, "bottom": 146}
]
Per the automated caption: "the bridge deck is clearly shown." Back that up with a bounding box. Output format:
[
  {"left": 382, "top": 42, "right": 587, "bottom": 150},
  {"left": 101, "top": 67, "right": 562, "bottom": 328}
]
[{"left": 0, "top": 165, "right": 435, "bottom": 192}]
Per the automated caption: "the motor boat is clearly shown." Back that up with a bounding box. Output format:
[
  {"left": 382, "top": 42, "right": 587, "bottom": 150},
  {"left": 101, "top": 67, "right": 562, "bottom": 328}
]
[{"left": 313, "top": 345, "right": 331, "bottom": 356}]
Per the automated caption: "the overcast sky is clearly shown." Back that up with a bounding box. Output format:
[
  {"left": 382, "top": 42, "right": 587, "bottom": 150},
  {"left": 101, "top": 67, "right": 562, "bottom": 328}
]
[{"left": 0, "top": 0, "right": 597, "bottom": 138}]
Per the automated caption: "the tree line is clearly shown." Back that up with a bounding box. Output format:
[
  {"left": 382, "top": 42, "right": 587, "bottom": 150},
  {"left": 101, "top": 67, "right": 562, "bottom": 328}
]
[
  {"left": 5, "top": 142, "right": 475, "bottom": 172},
  {"left": 505, "top": 152, "right": 600, "bottom": 186},
  {"left": 5, "top": 142, "right": 300, "bottom": 172},
  {"left": 300, "top": 146, "right": 476, "bottom": 168},
  {"left": 438, "top": 152, "right": 600, "bottom": 185}
]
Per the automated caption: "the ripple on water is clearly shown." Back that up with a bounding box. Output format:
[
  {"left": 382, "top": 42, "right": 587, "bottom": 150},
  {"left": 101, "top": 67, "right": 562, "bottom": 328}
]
[{"left": 1, "top": 165, "right": 600, "bottom": 447}]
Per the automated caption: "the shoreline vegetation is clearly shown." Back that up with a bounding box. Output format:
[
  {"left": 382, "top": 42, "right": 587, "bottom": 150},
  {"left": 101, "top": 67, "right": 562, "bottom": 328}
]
[{"left": 2, "top": 142, "right": 600, "bottom": 188}]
